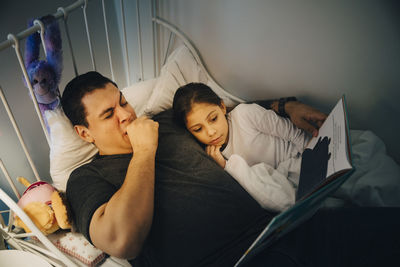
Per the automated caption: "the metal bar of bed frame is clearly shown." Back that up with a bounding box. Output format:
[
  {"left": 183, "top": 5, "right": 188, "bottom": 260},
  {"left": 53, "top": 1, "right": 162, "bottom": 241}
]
[
  {"left": 82, "top": 0, "right": 97, "bottom": 71},
  {"left": 120, "top": 0, "right": 131, "bottom": 86},
  {"left": 57, "top": 7, "right": 79, "bottom": 77},
  {"left": 0, "top": 159, "right": 21, "bottom": 199},
  {"left": 0, "top": 86, "right": 41, "bottom": 182},
  {"left": 102, "top": 0, "right": 115, "bottom": 82},
  {"left": 136, "top": 0, "right": 144, "bottom": 81}
]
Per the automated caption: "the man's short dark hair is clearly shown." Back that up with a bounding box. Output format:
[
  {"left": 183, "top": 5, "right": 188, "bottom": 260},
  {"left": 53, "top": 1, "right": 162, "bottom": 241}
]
[{"left": 61, "top": 71, "right": 117, "bottom": 127}]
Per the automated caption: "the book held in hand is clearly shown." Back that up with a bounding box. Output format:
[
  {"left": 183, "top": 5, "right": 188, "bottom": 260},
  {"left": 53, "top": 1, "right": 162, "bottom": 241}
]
[
  {"left": 235, "top": 95, "right": 354, "bottom": 267},
  {"left": 296, "top": 96, "right": 353, "bottom": 200}
]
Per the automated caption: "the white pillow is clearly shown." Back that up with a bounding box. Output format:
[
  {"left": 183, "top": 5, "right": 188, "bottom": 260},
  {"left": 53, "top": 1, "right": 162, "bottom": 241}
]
[
  {"left": 144, "top": 45, "right": 241, "bottom": 115},
  {"left": 144, "top": 45, "right": 208, "bottom": 115},
  {"left": 47, "top": 108, "right": 98, "bottom": 191},
  {"left": 121, "top": 78, "right": 157, "bottom": 116},
  {"left": 48, "top": 79, "right": 157, "bottom": 191}
]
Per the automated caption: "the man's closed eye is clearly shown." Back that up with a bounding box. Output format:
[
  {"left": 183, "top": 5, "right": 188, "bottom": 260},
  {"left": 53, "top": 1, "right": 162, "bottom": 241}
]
[{"left": 105, "top": 110, "right": 114, "bottom": 119}]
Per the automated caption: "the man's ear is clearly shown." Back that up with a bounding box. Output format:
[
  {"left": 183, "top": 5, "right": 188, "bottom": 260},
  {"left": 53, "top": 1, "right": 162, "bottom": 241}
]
[
  {"left": 74, "top": 125, "right": 94, "bottom": 143},
  {"left": 220, "top": 101, "right": 227, "bottom": 115}
]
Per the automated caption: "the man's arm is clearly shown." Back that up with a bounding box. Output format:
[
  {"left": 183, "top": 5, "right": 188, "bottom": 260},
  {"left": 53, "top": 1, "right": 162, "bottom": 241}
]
[
  {"left": 89, "top": 117, "right": 158, "bottom": 259},
  {"left": 282, "top": 101, "right": 327, "bottom": 137},
  {"left": 267, "top": 98, "right": 327, "bottom": 137}
]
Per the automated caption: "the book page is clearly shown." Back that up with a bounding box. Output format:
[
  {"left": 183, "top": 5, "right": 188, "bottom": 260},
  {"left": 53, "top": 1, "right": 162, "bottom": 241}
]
[{"left": 306, "top": 97, "right": 352, "bottom": 178}]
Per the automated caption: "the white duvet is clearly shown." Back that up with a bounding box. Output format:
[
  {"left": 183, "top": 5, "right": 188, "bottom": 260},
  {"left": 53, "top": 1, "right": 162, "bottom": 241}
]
[{"left": 325, "top": 130, "right": 400, "bottom": 207}]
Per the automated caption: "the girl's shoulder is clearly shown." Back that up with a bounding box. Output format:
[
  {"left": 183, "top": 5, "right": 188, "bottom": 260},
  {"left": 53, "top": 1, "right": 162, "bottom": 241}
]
[{"left": 230, "top": 103, "right": 274, "bottom": 117}]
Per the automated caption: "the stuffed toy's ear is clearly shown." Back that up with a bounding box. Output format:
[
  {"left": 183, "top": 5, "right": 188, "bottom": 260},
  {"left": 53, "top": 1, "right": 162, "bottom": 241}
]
[{"left": 51, "top": 191, "right": 72, "bottom": 230}]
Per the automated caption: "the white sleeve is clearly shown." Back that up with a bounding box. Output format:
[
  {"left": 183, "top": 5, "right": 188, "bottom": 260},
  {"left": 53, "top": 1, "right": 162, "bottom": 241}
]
[
  {"left": 225, "top": 154, "right": 296, "bottom": 212},
  {"left": 248, "top": 104, "right": 310, "bottom": 150}
]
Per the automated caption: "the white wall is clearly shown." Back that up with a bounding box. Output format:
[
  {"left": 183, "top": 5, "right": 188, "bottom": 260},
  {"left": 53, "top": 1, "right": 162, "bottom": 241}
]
[{"left": 157, "top": 0, "right": 400, "bottom": 163}]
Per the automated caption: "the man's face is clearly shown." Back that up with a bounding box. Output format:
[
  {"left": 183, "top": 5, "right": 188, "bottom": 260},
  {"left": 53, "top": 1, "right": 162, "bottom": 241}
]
[
  {"left": 77, "top": 83, "right": 137, "bottom": 155},
  {"left": 185, "top": 102, "right": 229, "bottom": 147}
]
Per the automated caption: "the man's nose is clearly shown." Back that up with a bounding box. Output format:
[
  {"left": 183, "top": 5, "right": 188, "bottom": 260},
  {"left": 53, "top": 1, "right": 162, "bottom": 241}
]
[{"left": 117, "top": 106, "right": 132, "bottom": 123}]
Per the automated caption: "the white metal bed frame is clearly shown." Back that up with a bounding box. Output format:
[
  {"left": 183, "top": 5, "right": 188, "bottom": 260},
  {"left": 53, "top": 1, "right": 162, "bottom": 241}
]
[{"left": 0, "top": 0, "right": 241, "bottom": 266}]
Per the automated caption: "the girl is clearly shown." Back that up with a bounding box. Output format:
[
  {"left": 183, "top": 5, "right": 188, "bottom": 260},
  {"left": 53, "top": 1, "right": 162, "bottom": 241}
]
[
  {"left": 172, "top": 82, "right": 311, "bottom": 211},
  {"left": 173, "top": 83, "right": 400, "bottom": 211}
]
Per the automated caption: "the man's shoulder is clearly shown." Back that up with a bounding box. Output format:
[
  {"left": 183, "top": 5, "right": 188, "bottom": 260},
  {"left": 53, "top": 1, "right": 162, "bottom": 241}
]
[
  {"left": 66, "top": 161, "right": 99, "bottom": 191},
  {"left": 67, "top": 153, "right": 131, "bottom": 189}
]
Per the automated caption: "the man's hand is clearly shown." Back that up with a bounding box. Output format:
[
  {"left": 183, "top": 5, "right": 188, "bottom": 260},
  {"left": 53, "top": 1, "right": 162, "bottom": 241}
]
[
  {"left": 206, "top": 145, "right": 226, "bottom": 168},
  {"left": 285, "top": 101, "right": 327, "bottom": 137},
  {"left": 127, "top": 116, "right": 159, "bottom": 154}
]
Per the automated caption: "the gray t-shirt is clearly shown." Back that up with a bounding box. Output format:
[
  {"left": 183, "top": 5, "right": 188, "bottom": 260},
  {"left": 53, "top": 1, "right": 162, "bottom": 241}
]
[{"left": 67, "top": 109, "right": 274, "bottom": 266}]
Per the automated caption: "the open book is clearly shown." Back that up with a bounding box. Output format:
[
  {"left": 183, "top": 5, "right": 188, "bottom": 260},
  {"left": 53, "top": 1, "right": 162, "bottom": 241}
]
[
  {"left": 235, "top": 96, "right": 354, "bottom": 267},
  {"left": 296, "top": 96, "right": 353, "bottom": 200}
]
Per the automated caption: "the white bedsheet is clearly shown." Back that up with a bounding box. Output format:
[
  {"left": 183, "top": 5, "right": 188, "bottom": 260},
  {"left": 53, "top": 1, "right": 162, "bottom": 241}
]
[{"left": 325, "top": 130, "right": 400, "bottom": 207}]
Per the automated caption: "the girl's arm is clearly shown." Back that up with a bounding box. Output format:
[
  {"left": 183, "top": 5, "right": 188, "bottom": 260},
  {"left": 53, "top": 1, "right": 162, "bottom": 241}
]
[
  {"left": 241, "top": 104, "right": 310, "bottom": 150},
  {"left": 205, "top": 143, "right": 295, "bottom": 211},
  {"left": 225, "top": 154, "right": 296, "bottom": 212}
]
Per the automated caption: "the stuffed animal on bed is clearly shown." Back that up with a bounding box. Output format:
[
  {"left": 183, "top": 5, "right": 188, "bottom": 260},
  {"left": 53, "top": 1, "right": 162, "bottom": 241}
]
[
  {"left": 24, "top": 15, "right": 63, "bottom": 133},
  {"left": 14, "top": 177, "right": 72, "bottom": 235}
]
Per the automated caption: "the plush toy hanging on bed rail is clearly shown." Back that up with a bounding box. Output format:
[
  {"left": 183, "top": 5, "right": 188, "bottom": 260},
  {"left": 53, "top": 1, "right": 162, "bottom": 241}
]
[{"left": 24, "top": 15, "right": 63, "bottom": 133}]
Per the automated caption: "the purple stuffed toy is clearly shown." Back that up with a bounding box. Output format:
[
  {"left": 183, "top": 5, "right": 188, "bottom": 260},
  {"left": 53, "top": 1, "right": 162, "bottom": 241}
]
[{"left": 24, "top": 15, "right": 62, "bottom": 132}]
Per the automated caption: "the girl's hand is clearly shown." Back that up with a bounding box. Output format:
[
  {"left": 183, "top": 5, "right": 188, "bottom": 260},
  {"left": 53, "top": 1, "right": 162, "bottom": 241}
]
[{"left": 206, "top": 145, "right": 226, "bottom": 168}]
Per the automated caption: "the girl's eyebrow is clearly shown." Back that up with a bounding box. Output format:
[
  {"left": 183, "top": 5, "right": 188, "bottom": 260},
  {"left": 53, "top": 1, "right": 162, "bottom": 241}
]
[
  {"left": 188, "top": 110, "right": 216, "bottom": 129},
  {"left": 188, "top": 124, "right": 200, "bottom": 130},
  {"left": 206, "top": 110, "right": 217, "bottom": 119}
]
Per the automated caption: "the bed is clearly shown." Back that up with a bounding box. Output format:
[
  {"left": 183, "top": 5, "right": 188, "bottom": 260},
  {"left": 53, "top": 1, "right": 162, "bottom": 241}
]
[{"left": 1, "top": 0, "right": 400, "bottom": 266}]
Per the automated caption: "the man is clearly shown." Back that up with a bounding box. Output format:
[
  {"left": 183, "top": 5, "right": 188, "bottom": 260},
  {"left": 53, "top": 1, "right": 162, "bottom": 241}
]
[
  {"left": 62, "top": 71, "right": 399, "bottom": 266},
  {"left": 61, "top": 72, "right": 158, "bottom": 258}
]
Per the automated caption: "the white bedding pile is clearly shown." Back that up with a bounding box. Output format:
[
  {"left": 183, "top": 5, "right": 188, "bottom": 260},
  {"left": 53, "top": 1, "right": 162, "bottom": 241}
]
[{"left": 326, "top": 130, "right": 400, "bottom": 207}]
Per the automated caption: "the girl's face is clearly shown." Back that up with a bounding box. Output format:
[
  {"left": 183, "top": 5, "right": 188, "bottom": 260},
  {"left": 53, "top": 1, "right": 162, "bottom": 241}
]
[{"left": 185, "top": 102, "right": 229, "bottom": 146}]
